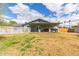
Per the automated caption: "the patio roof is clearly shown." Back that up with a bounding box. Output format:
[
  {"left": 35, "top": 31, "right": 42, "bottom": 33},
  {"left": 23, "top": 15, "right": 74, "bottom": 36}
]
[{"left": 23, "top": 19, "right": 60, "bottom": 26}]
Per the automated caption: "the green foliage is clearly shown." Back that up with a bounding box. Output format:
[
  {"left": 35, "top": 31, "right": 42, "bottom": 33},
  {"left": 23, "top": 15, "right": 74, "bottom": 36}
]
[
  {"left": 9, "top": 20, "right": 17, "bottom": 25},
  {"left": 0, "top": 20, "right": 8, "bottom": 25},
  {"left": 19, "top": 36, "right": 36, "bottom": 56},
  {"left": 0, "top": 20, "right": 17, "bottom": 26},
  {"left": 0, "top": 35, "right": 19, "bottom": 51},
  {"left": 0, "top": 33, "right": 79, "bottom": 56}
]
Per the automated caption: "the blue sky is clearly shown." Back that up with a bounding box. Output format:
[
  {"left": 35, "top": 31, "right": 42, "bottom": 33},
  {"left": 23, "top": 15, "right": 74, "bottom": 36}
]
[
  {"left": 0, "top": 3, "right": 79, "bottom": 24},
  {"left": 4, "top": 3, "right": 17, "bottom": 19},
  {"left": 3, "top": 3, "right": 57, "bottom": 19},
  {"left": 25, "top": 3, "right": 57, "bottom": 17}
]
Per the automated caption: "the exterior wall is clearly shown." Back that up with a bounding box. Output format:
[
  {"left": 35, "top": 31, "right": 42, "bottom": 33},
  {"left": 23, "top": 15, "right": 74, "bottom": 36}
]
[
  {"left": 27, "top": 27, "right": 31, "bottom": 32},
  {"left": 24, "top": 25, "right": 31, "bottom": 32},
  {"left": 74, "top": 28, "right": 79, "bottom": 33}
]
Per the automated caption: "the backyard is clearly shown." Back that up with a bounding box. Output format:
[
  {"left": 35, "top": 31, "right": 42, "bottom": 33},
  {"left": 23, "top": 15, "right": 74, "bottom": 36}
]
[{"left": 0, "top": 32, "right": 79, "bottom": 56}]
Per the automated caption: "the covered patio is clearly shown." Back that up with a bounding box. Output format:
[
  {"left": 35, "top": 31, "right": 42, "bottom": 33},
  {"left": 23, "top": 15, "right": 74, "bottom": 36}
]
[{"left": 26, "top": 19, "right": 59, "bottom": 32}]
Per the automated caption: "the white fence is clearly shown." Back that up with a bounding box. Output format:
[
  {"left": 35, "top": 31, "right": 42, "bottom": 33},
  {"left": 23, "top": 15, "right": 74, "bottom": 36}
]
[{"left": 0, "top": 26, "right": 26, "bottom": 34}]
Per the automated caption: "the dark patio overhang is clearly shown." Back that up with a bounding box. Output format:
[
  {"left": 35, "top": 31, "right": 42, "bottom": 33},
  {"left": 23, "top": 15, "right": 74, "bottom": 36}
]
[
  {"left": 27, "top": 22, "right": 60, "bottom": 27},
  {"left": 23, "top": 19, "right": 60, "bottom": 27}
]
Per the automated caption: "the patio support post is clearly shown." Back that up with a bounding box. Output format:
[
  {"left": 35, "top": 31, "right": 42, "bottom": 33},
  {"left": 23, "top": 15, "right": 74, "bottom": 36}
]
[
  {"left": 49, "top": 28, "right": 51, "bottom": 32},
  {"left": 38, "top": 25, "right": 41, "bottom": 32}
]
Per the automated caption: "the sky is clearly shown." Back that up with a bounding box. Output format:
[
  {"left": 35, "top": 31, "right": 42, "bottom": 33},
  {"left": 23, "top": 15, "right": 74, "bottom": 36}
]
[
  {"left": 0, "top": 3, "right": 79, "bottom": 26},
  {"left": 4, "top": 3, "right": 57, "bottom": 19}
]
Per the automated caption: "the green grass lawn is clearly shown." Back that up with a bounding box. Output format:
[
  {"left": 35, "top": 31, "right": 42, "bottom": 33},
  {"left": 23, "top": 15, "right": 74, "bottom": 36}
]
[{"left": 0, "top": 32, "right": 79, "bottom": 56}]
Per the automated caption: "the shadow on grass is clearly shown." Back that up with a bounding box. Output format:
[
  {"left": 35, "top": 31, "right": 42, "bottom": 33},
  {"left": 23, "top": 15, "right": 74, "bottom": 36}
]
[
  {"left": 76, "top": 34, "right": 79, "bottom": 37},
  {"left": 0, "top": 36, "right": 6, "bottom": 40}
]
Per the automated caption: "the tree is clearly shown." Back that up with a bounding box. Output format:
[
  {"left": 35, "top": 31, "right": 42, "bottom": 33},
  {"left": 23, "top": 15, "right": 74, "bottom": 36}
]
[
  {"left": 9, "top": 21, "right": 17, "bottom": 25},
  {"left": 0, "top": 20, "right": 8, "bottom": 25}
]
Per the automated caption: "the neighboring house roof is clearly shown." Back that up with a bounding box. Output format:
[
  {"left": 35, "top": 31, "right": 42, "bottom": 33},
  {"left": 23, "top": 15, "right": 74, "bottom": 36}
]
[
  {"left": 0, "top": 24, "right": 24, "bottom": 27},
  {"left": 9, "top": 24, "right": 24, "bottom": 27}
]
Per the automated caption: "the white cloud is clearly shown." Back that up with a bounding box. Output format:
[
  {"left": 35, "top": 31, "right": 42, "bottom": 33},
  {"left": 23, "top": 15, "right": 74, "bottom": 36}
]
[
  {"left": 43, "top": 3, "right": 79, "bottom": 26},
  {"left": 43, "top": 3, "right": 66, "bottom": 19},
  {"left": 62, "top": 4, "right": 79, "bottom": 13},
  {"left": 9, "top": 3, "right": 58, "bottom": 24},
  {"left": 8, "top": 3, "right": 79, "bottom": 26},
  {"left": 0, "top": 14, "right": 12, "bottom": 22},
  {"left": 43, "top": 3, "right": 79, "bottom": 17},
  {"left": 9, "top": 3, "right": 30, "bottom": 14},
  {"left": 9, "top": 3, "right": 48, "bottom": 23},
  {"left": 43, "top": 3, "right": 62, "bottom": 12}
]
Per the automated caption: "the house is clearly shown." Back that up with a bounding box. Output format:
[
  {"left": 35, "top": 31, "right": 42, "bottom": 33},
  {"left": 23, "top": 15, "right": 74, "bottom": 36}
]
[
  {"left": 72, "top": 25, "right": 79, "bottom": 33},
  {"left": 23, "top": 19, "right": 59, "bottom": 32}
]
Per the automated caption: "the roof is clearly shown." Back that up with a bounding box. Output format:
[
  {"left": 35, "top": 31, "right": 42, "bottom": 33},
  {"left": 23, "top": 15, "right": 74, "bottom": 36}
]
[
  {"left": 29, "top": 19, "right": 50, "bottom": 23},
  {"left": 23, "top": 19, "right": 60, "bottom": 26}
]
